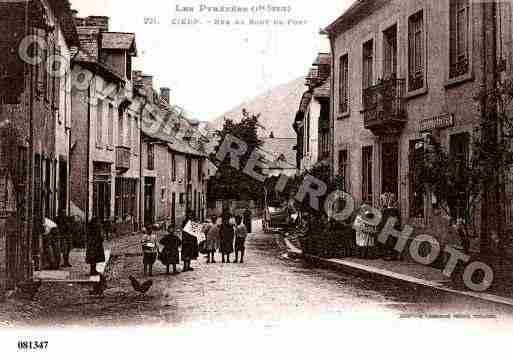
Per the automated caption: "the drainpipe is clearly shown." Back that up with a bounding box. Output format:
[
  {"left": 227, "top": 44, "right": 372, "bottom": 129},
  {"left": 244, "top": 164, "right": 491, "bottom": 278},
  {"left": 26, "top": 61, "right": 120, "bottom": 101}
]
[
  {"left": 329, "top": 34, "right": 336, "bottom": 179},
  {"left": 139, "top": 97, "right": 144, "bottom": 231},
  {"left": 85, "top": 73, "right": 96, "bottom": 241}
]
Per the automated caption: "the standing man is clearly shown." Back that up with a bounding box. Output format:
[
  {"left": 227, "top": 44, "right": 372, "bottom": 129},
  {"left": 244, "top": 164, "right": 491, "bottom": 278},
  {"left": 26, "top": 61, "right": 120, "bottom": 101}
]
[{"left": 243, "top": 207, "right": 252, "bottom": 233}]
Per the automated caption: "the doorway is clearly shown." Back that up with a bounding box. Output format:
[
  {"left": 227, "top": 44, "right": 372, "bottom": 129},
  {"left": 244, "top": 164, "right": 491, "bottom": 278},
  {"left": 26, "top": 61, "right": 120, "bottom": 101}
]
[
  {"left": 144, "top": 177, "right": 155, "bottom": 226},
  {"left": 381, "top": 142, "right": 399, "bottom": 198}
]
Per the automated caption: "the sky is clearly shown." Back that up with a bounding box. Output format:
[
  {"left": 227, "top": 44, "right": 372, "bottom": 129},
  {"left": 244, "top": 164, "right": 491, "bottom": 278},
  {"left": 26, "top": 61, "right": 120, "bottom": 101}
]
[{"left": 71, "top": 0, "right": 352, "bottom": 121}]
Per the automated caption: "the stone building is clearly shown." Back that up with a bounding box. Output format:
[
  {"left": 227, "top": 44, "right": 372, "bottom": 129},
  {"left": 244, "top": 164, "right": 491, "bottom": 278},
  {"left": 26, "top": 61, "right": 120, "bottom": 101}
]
[
  {"left": 138, "top": 78, "right": 208, "bottom": 228},
  {"left": 70, "top": 15, "right": 141, "bottom": 235},
  {"left": 295, "top": 53, "right": 331, "bottom": 174},
  {"left": 323, "top": 0, "right": 513, "bottom": 249},
  {"left": 0, "top": 0, "right": 79, "bottom": 289}
]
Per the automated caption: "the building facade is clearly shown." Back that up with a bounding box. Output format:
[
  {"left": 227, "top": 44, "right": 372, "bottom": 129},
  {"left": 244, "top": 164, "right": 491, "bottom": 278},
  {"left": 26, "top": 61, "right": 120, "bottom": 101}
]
[
  {"left": 295, "top": 53, "right": 331, "bottom": 174},
  {"left": 0, "top": 0, "right": 78, "bottom": 289},
  {"left": 70, "top": 15, "right": 141, "bottom": 235},
  {"left": 324, "top": 0, "right": 513, "bottom": 249},
  {"left": 139, "top": 80, "right": 208, "bottom": 229}
]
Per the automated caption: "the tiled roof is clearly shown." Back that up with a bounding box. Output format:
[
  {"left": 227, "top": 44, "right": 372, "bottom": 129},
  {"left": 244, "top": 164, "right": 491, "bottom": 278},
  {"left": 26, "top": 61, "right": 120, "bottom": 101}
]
[
  {"left": 142, "top": 126, "right": 207, "bottom": 158},
  {"left": 313, "top": 53, "right": 331, "bottom": 66},
  {"left": 102, "top": 32, "right": 137, "bottom": 55},
  {"left": 323, "top": 0, "right": 389, "bottom": 36},
  {"left": 73, "top": 48, "right": 124, "bottom": 83},
  {"left": 314, "top": 77, "right": 331, "bottom": 98}
]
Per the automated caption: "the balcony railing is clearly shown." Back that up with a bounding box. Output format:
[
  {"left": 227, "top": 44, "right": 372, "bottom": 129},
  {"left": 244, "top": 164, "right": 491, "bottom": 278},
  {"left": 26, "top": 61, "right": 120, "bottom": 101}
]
[
  {"left": 362, "top": 78, "right": 407, "bottom": 136},
  {"left": 116, "top": 146, "right": 131, "bottom": 172}
]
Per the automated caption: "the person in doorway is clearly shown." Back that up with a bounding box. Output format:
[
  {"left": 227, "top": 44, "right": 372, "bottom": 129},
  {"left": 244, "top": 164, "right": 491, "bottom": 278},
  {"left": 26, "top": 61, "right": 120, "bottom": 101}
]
[
  {"left": 159, "top": 224, "right": 181, "bottom": 275},
  {"left": 220, "top": 213, "right": 234, "bottom": 263},
  {"left": 141, "top": 225, "right": 159, "bottom": 276},
  {"left": 234, "top": 215, "right": 248, "bottom": 263},
  {"left": 203, "top": 216, "right": 220, "bottom": 264},
  {"left": 47, "top": 227, "right": 62, "bottom": 269},
  {"left": 243, "top": 208, "right": 252, "bottom": 233},
  {"left": 86, "top": 217, "right": 105, "bottom": 276},
  {"left": 55, "top": 210, "right": 73, "bottom": 268},
  {"left": 181, "top": 212, "right": 199, "bottom": 271}
]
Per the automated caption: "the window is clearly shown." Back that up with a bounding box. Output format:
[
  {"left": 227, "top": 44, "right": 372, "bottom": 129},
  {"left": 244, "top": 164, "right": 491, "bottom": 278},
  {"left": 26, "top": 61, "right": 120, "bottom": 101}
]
[
  {"left": 362, "top": 40, "right": 374, "bottom": 91},
  {"left": 179, "top": 193, "right": 185, "bottom": 205},
  {"left": 127, "top": 114, "right": 132, "bottom": 149},
  {"left": 171, "top": 153, "right": 177, "bottom": 182},
  {"left": 147, "top": 143, "right": 155, "bottom": 170},
  {"left": 198, "top": 159, "right": 203, "bottom": 181},
  {"left": 408, "top": 11, "right": 424, "bottom": 91},
  {"left": 133, "top": 117, "right": 138, "bottom": 155},
  {"left": 362, "top": 146, "right": 373, "bottom": 204},
  {"left": 115, "top": 177, "right": 137, "bottom": 219},
  {"left": 339, "top": 54, "right": 349, "bottom": 114},
  {"left": 186, "top": 157, "right": 192, "bottom": 183},
  {"left": 450, "top": 0, "right": 470, "bottom": 78},
  {"left": 409, "top": 140, "right": 425, "bottom": 218},
  {"left": 96, "top": 99, "right": 103, "bottom": 146},
  {"left": 383, "top": 25, "right": 398, "bottom": 79},
  {"left": 161, "top": 187, "right": 167, "bottom": 202},
  {"left": 338, "top": 150, "right": 348, "bottom": 191},
  {"left": 118, "top": 109, "right": 124, "bottom": 146},
  {"left": 108, "top": 104, "right": 114, "bottom": 147},
  {"left": 319, "top": 130, "right": 330, "bottom": 160}
]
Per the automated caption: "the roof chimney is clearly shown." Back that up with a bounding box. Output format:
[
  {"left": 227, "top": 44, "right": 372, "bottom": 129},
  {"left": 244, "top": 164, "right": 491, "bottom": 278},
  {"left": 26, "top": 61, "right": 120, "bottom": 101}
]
[{"left": 85, "top": 16, "right": 110, "bottom": 32}]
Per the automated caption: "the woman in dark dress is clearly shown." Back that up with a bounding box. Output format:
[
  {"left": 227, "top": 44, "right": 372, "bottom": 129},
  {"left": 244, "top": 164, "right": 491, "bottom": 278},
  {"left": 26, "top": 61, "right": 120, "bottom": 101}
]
[
  {"left": 181, "top": 212, "right": 199, "bottom": 272},
  {"left": 220, "top": 213, "right": 234, "bottom": 263},
  {"left": 243, "top": 208, "right": 252, "bottom": 233},
  {"left": 160, "top": 224, "right": 181, "bottom": 274},
  {"left": 86, "top": 217, "right": 105, "bottom": 275}
]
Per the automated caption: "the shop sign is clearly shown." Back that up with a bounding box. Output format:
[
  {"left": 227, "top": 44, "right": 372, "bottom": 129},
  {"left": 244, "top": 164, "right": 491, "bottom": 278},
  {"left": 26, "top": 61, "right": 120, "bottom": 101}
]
[{"left": 419, "top": 113, "right": 454, "bottom": 132}]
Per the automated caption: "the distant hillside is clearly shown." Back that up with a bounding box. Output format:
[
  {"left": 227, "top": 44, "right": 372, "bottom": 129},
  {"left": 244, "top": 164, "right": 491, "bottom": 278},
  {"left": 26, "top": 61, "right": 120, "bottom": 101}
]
[{"left": 208, "top": 77, "right": 307, "bottom": 139}]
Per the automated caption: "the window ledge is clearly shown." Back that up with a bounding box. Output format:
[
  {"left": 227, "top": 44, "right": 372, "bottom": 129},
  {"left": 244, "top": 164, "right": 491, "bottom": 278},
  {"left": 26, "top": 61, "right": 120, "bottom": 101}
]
[
  {"left": 106, "top": 145, "right": 114, "bottom": 151},
  {"left": 444, "top": 72, "right": 474, "bottom": 88},
  {"left": 405, "top": 86, "right": 428, "bottom": 100}
]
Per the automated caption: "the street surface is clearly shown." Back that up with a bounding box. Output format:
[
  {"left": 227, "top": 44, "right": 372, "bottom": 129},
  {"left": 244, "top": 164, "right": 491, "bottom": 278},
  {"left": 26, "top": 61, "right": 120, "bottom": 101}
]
[{"left": 3, "top": 221, "right": 513, "bottom": 327}]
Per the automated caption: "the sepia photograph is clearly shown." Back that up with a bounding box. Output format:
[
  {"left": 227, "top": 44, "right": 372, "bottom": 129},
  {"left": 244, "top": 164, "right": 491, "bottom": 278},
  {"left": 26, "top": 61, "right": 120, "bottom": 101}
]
[{"left": 1, "top": 0, "right": 513, "bottom": 357}]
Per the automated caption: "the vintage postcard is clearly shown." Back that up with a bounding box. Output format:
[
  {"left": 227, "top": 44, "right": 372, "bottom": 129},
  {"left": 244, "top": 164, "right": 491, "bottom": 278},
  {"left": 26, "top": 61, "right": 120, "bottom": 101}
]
[{"left": 1, "top": 0, "right": 513, "bottom": 357}]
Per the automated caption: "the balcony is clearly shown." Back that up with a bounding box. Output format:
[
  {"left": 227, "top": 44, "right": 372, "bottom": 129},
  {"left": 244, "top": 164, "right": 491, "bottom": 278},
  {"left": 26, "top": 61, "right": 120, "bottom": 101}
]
[
  {"left": 116, "top": 146, "right": 131, "bottom": 172},
  {"left": 362, "top": 78, "right": 407, "bottom": 136}
]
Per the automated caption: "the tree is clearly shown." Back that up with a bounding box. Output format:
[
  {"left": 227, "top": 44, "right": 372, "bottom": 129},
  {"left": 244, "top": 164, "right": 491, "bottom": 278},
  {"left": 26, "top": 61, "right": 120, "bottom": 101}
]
[
  {"left": 207, "top": 111, "right": 264, "bottom": 203},
  {"left": 416, "top": 78, "right": 513, "bottom": 251}
]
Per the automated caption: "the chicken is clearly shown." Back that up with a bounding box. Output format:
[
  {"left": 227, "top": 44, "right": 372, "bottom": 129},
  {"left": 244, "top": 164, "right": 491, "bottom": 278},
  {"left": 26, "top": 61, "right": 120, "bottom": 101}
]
[
  {"left": 89, "top": 275, "right": 107, "bottom": 296},
  {"left": 128, "top": 275, "right": 153, "bottom": 295},
  {"left": 15, "top": 280, "right": 42, "bottom": 301}
]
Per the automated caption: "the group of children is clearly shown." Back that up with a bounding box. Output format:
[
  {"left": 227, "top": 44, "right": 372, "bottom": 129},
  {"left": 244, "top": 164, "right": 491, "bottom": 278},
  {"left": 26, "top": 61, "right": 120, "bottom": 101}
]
[
  {"left": 139, "top": 212, "right": 250, "bottom": 276},
  {"left": 141, "top": 225, "right": 182, "bottom": 276}
]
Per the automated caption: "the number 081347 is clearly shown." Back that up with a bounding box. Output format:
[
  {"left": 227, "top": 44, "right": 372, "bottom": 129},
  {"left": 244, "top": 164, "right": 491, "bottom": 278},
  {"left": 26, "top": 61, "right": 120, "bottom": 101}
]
[{"left": 18, "top": 341, "right": 48, "bottom": 350}]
